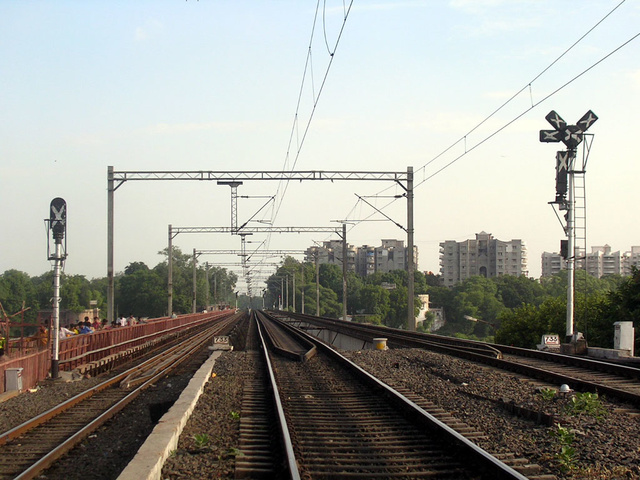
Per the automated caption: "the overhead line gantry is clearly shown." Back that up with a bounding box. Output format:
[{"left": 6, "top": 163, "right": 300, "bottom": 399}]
[{"left": 107, "top": 167, "right": 415, "bottom": 330}]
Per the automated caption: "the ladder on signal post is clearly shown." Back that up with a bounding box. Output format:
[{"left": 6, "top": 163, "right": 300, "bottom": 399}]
[
  {"left": 573, "top": 170, "right": 587, "bottom": 271},
  {"left": 573, "top": 135, "right": 594, "bottom": 276}
]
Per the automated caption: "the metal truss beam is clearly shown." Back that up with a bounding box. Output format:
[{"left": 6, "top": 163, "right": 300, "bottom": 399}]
[
  {"left": 171, "top": 226, "right": 342, "bottom": 237},
  {"left": 110, "top": 169, "right": 408, "bottom": 186},
  {"left": 107, "top": 166, "right": 414, "bottom": 332},
  {"left": 196, "top": 249, "right": 305, "bottom": 256}
]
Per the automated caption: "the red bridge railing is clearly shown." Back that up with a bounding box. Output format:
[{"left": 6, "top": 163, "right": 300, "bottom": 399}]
[{"left": 0, "top": 310, "right": 234, "bottom": 395}]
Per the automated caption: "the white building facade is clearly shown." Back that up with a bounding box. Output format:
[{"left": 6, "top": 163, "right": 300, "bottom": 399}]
[
  {"left": 439, "top": 232, "right": 528, "bottom": 287},
  {"left": 306, "top": 239, "right": 417, "bottom": 277},
  {"left": 541, "top": 245, "right": 640, "bottom": 278}
]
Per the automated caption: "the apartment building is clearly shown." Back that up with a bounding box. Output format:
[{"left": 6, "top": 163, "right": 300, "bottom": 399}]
[
  {"left": 439, "top": 232, "right": 528, "bottom": 287},
  {"left": 541, "top": 244, "right": 640, "bottom": 278},
  {"left": 306, "top": 239, "right": 417, "bottom": 277}
]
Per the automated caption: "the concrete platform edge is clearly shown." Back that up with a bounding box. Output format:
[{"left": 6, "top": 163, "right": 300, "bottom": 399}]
[{"left": 117, "top": 350, "right": 224, "bottom": 480}]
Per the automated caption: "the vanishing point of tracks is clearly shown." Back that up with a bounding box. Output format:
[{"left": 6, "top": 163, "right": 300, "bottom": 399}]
[
  {"left": 0, "top": 313, "right": 241, "bottom": 480},
  {"left": 251, "top": 310, "right": 533, "bottom": 480}
]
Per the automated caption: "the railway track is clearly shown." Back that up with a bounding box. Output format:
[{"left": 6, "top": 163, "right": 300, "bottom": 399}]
[
  {"left": 278, "top": 311, "right": 640, "bottom": 406},
  {"left": 0, "top": 314, "right": 241, "bottom": 480},
  {"left": 254, "top": 311, "right": 535, "bottom": 480}
]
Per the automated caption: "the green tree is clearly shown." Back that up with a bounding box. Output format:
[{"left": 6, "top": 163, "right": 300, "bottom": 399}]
[
  {"left": 0, "top": 269, "right": 39, "bottom": 323},
  {"left": 492, "top": 275, "right": 546, "bottom": 308},
  {"left": 319, "top": 264, "right": 343, "bottom": 300},
  {"left": 588, "top": 267, "right": 640, "bottom": 349},
  {"left": 345, "top": 271, "right": 364, "bottom": 316},
  {"left": 385, "top": 286, "right": 409, "bottom": 329},
  {"left": 355, "top": 284, "right": 390, "bottom": 319},
  {"left": 495, "top": 296, "right": 566, "bottom": 348},
  {"left": 60, "top": 274, "right": 92, "bottom": 313},
  {"left": 154, "top": 247, "right": 194, "bottom": 314},
  {"left": 117, "top": 263, "right": 166, "bottom": 318},
  {"left": 451, "top": 276, "right": 505, "bottom": 329}
]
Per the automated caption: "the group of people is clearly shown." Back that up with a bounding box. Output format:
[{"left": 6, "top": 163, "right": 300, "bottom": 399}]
[
  {"left": 59, "top": 315, "right": 142, "bottom": 338},
  {"left": 116, "top": 315, "right": 140, "bottom": 328}
]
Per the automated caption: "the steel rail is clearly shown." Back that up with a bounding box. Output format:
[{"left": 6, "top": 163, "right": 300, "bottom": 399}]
[
  {"left": 279, "top": 312, "right": 640, "bottom": 406},
  {"left": 0, "top": 315, "right": 240, "bottom": 480},
  {"left": 254, "top": 313, "right": 301, "bottom": 480},
  {"left": 255, "top": 310, "right": 316, "bottom": 362},
  {"left": 262, "top": 312, "right": 529, "bottom": 480},
  {"left": 280, "top": 311, "right": 503, "bottom": 358},
  {"left": 295, "top": 313, "right": 640, "bottom": 380}
]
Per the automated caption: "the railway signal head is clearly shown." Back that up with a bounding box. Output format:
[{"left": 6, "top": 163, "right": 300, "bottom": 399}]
[
  {"left": 540, "top": 130, "right": 562, "bottom": 143},
  {"left": 540, "top": 110, "right": 597, "bottom": 150},
  {"left": 545, "top": 110, "right": 567, "bottom": 130},
  {"left": 577, "top": 110, "right": 598, "bottom": 132},
  {"left": 49, "top": 197, "right": 67, "bottom": 241}
]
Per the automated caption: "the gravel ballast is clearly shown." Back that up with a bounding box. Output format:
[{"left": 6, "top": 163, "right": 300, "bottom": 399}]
[{"left": 2, "top": 347, "right": 639, "bottom": 479}]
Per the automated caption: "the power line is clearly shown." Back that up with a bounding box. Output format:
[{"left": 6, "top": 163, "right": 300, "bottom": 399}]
[
  {"left": 272, "top": 0, "right": 354, "bottom": 222},
  {"left": 342, "top": 2, "right": 638, "bottom": 231}
]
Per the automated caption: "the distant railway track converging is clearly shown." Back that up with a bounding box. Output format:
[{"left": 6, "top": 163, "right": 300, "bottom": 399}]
[{"left": 254, "top": 310, "right": 533, "bottom": 479}]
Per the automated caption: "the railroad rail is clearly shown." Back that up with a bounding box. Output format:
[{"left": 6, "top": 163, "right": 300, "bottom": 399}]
[
  {"left": 0, "top": 313, "right": 242, "bottom": 480},
  {"left": 275, "top": 311, "right": 640, "bottom": 406},
  {"left": 254, "top": 311, "right": 531, "bottom": 479}
]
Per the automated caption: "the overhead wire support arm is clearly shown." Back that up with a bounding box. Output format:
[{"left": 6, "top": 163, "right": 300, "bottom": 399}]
[{"left": 356, "top": 194, "right": 407, "bottom": 232}]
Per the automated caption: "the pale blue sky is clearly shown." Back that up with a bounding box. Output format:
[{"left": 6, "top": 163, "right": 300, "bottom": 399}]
[{"left": 1, "top": 1, "right": 639, "bottom": 290}]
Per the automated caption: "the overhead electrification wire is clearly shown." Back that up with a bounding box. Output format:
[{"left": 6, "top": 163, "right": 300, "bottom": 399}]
[
  {"left": 342, "top": 1, "right": 637, "bottom": 231},
  {"left": 416, "top": 31, "right": 639, "bottom": 189},
  {"left": 272, "top": 0, "right": 354, "bottom": 223},
  {"left": 244, "top": 0, "right": 354, "bottom": 284}
]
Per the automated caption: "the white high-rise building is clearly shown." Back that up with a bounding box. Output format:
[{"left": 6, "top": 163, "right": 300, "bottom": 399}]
[
  {"left": 439, "top": 232, "right": 528, "bottom": 287},
  {"left": 541, "top": 245, "right": 640, "bottom": 278},
  {"left": 306, "top": 239, "right": 417, "bottom": 277}
]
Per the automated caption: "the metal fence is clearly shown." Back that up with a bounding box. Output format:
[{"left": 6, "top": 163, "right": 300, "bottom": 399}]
[{"left": 0, "top": 310, "right": 233, "bottom": 395}]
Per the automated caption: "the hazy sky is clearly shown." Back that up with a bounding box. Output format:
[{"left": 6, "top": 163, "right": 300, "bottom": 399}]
[{"left": 1, "top": 1, "right": 639, "bottom": 292}]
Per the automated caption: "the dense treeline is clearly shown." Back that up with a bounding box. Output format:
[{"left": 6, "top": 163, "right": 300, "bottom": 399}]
[
  {"left": 264, "top": 258, "right": 638, "bottom": 350},
  {"left": 0, "top": 248, "right": 237, "bottom": 330},
  {"left": 2, "top": 251, "right": 638, "bottom": 351}
]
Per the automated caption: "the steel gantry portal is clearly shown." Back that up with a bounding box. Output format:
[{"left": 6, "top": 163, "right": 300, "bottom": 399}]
[{"left": 107, "top": 167, "right": 415, "bottom": 330}]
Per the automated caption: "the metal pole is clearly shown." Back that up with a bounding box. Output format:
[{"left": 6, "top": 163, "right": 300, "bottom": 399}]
[
  {"left": 315, "top": 254, "right": 320, "bottom": 316},
  {"left": 51, "top": 240, "right": 62, "bottom": 379},
  {"left": 342, "top": 223, "right": 348, "bottom": 321},
  {"left": 205, "top": 262, "right": 210, "bottom": 308},
  {"left": 407, "top": 166, "right": 415, "bottom": 331},
  {"left": 168, "top": 225, "right": 173, "bottom": 316},
  {"left": 286, "top": 275, "right": 289, "bottom": 311},
  {"left": 301, "top": 263, "right": 305, "bottom": 314},
  {"left": 292, "top": 271, "right": 296, "bottom": 313},
  {"left": 566, "top": 152, "right": 576, "bottom": 341},
  {"left": 280, "top": 277, "right": 284, "bottom": 310},
  {"left": 192, "top": 248, "right": 197, "bottom": 314},
  {"left": 107, "top": 166, "right": 115, "bottom": 325}
]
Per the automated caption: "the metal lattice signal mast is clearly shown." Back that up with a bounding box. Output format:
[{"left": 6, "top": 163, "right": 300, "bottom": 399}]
[
  {"left": 107, "top": 167, "right": 414, "bottom": 331},
  {"left": 540, "top": 110, "right": 597, "bottom": 343}
]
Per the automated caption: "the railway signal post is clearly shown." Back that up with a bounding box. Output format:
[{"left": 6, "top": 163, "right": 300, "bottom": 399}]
[
  {"left": 540, "top": 110, "right": 597, "bottom": 344},
  {"left": 46, "top": 197, "right": 68, "bottom": 379}
]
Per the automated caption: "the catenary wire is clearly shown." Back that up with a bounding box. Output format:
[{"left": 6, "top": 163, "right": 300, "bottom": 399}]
[{"left": 340, "top": 6, "right": 638, "bottom": 235}]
